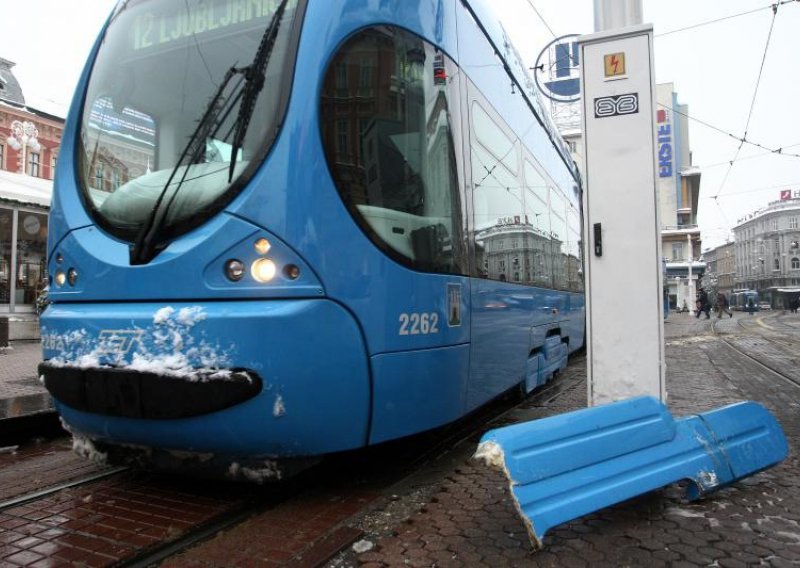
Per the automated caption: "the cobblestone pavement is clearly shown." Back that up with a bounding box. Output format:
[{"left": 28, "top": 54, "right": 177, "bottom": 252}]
[
  {"left": 0, "top": 341, "right": 44, "bottom": 399},
  {"left": 330, "top": 312, "right": 800, "bottom": 567},
  {"left": 0, "top": 341, "right": 51, "bottom": 420}
]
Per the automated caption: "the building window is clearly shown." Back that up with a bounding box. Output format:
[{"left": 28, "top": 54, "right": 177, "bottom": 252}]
[
  {"left": 335, "top": 120, "right": 348, "bottom": 156},
  {"left": 51, "top": 154, "right": 57, "bottom": 178},
  {"left": 773, "top": 219, "right": 778, "bottom": 231},
  {"left": 0, "top": 143, "right": 4, "bottom": 170},
  {"left": 94, "top": 164, "right": 104, "bottom": 190},
  {"left": 335, "top": 63, "right": 348, "bottom": 94},
  {"left": 774, "top": 258, "right": 780, "bottom": 271},
  {"left": 790, "top": 217, "right": 798, "bottom": 229},
  {"left": 27, "top": 152, "right": 40, "bottom": 177},
  {"left": 792, "top": 257, "right": 799, "bottom": 270},
  {"left": 671, "top": 243, "right": 683, "bottom": 261}
]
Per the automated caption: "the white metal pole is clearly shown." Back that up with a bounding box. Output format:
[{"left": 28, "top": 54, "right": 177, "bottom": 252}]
[
  {"left": 594, "top": 0, "right": 643, "bottom": 31},
  {"left": 687, "top": 233, "right": 694, "bottom": 316}
]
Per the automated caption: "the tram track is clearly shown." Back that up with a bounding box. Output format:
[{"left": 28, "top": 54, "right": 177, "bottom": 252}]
[
  {"left": 0, "top": 359, "right": 584, "bottom": 567},
  {"left": 0, "top": 466, "right": 127, "bottom": 511},
  {"left": 710, "top": 317, "right": 800, "bottom": 392}
]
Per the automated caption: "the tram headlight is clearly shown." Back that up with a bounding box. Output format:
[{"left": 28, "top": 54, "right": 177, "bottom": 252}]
[
  {"left": 54, "top": 271, "right": 66, "bottom": 287},
  {"left": 251, "top": 258, "right": 277, "bottom": 283},
  {"left": 225, "top": 259, "right": 246, "bottom": 282},
  {"left": 67, "top": 268, "right": 78, "bottom": 286},
  {"left": 254, "top": 238, "right": 271, "bottom": 255},
  {"left": 284, "top": 264, "right": 300, "bottom": 280}
]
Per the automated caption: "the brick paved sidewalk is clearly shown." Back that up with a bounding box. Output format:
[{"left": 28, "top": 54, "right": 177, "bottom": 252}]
[{"left": 334, "top": 313, "right": 800, "bottom": 567}]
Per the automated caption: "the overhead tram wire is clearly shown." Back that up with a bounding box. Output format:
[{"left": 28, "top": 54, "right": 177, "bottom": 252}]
[
  {"left": 658, "top": 103, "right": 800, "bottom": 160},
  {"left": 654, "top": 0, "right": 797, "bottom": 38},
  {"left": 696, "top": 143, "right": 800, "bottom": 171},
  {"left": 524, "top": 0, "right": 558, "bottom": 41},
  {"left": 713, "top": 2, "right": 781, "bottom": 203},
  {"left": 702, "top": 180, "right": 800, "bottom": 199}
]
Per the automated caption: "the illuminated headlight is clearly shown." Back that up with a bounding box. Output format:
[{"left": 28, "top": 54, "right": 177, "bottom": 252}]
[
  {"left": 254, "top": 238, "right": 271, "bottom": 255},
  {"left": 225, "top": 259, "right": 246, "bottom": 281},
  {"left": 54, "top": 271, "right": 66, "bottom": 287},
  {"left": 251, "top": 258, "right": 277, "bottom": 283},
  {"left": 67, "top": 268, "right": 78, "bottom": 286}
]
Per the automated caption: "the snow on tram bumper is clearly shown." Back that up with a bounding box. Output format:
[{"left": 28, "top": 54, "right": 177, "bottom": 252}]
[{"left": 39, "top": 300, "right": 371, "bottom": 479}]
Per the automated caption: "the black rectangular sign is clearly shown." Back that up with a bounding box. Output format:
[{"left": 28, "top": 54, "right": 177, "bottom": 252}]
[{"left": 594, "top": 93, "right": 639, "bottom": 118}]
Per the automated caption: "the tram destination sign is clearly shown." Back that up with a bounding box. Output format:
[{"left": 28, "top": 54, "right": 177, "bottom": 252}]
[{"left": 593, "top": 93, "right": 639, "bottom": 118}]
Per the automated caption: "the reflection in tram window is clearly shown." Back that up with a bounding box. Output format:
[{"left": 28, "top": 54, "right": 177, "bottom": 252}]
[
  {"left": 549, "top": 189, "right": 568, "bottom": 289},
  {"left": 320, "top": 26, "right": 466, "bottom": 275},
  {"left": 523, "top": 160, "right": 554, "bottom": 288},
  {"left": 471, "top": 102, "right": 524, "bottom": 281}
]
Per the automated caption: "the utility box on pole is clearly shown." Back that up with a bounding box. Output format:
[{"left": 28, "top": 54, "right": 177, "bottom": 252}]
[{"left": 579, "top": 25, "right": 666, "bottom": 406}]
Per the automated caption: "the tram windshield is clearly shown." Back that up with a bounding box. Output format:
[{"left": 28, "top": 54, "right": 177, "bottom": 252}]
[{"left": 77, "top": 0, "right": 303, "bottom": 251}]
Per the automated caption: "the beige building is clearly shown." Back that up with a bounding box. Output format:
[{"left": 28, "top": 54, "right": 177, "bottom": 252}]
[
  {"left": 733, "top": 194, "right": 800, "bottom": 308},
  {"left": 703, "top": 241, "right": 735, "bottom": 298}
]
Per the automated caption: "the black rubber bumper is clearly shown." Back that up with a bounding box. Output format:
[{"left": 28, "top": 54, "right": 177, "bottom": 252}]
[{"left": 39, "top": 363, "right": 262, "bottom": 419}]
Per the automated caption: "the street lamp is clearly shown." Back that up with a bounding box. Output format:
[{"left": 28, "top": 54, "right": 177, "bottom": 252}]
[
  {"left": 755, "top": 240, "right": 768, "bottom": 292},
  {"left": 6, "top": 120, "right": 41, "bottom": 176}
]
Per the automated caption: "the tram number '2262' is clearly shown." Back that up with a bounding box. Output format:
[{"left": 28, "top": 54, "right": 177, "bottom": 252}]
[{"left": 399, "top": 312, "right": 439, "bottom": 335}]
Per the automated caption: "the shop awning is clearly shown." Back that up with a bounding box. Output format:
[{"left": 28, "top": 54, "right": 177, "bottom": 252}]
[{"left": 0, "top": 169, "right": 52, "bottom": 208}]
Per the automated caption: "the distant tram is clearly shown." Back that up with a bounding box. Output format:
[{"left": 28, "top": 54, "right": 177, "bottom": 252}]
[
  {"left": 730, "top": 289, "right": 759, "bottom": 312},
  {"left": 39, "top": 0, "right": 585, "bottom": 480}
]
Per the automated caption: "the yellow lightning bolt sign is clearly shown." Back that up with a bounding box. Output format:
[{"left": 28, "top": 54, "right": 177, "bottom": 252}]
[{"left": 604, "top": 52, "right": 626, "bottom": 77}]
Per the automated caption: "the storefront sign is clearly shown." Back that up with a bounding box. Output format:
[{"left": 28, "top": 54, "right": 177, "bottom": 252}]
[{"left": 656, "top": 109, "right": 672, "bottom": 178}]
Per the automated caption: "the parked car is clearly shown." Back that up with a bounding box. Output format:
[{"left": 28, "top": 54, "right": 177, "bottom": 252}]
[{"left": 759, "top": 302, "right": 772, "bottom": 311}]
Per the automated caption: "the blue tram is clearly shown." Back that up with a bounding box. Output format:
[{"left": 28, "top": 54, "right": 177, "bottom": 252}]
[
  {"left": 40, "top": 0, "right": 585, "bottom": 479},
  {"left": 730, "top": 289, "right": 759, "bottom": 312}
]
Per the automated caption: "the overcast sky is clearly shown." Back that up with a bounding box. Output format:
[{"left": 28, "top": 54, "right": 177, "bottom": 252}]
[{"left": 1, "top": 0, "right": 798, "bottom": 251}]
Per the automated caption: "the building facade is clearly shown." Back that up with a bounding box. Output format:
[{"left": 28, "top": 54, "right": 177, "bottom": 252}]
[
  {"left": 0, "top": 58, "right": 61, "bottom": 318},
  {"left": 733, "top": 193, "right": 800, "bottom": 308},
  {"left": 703, "top": 241, "right": 736, "bottom": 298},
  {"left": 656, "top": 83, "right": 703, "bottom": 310}
]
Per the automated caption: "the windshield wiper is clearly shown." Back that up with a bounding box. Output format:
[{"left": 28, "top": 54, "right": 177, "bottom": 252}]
[
  {"left": 228, "top": 0, "right": 290, "bottom": 182},
  {"left": 129, "top": 65, "right": 245, "bottom": 265},
  {"left": 129, "top": 0, "right": 290, "bottom": 265}
]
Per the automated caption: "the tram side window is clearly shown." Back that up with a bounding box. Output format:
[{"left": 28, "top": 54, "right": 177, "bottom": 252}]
[
  {"left": 549, "top": 189, "right": 568, "bottom": 290},
  {"left": 566, "top": 208, "right": 583, "bottom": 292},
  {"left": 319, "top": 27, "right": 466, "bottom": 275},
  {"left": 470, "top": 102, "right": 524, "bottom": 281},
  {"left": 522, "top": 160, "right": 553, "bottom": 288}
]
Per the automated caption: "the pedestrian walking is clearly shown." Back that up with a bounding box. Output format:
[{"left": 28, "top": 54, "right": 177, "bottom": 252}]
[
  {"left": 695, "top": 289, "right": 710, "bottom": 319},
  {"left": 716, "top": 292, "right": 732, "bottom": 318}
]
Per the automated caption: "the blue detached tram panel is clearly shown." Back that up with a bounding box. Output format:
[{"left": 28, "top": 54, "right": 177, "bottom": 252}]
[{"left": 40, "top": 0, "right": 584, "bottom": 480}]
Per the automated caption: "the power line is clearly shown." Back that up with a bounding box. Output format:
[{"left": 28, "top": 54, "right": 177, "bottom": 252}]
[
  {"left": 695, "top": 143, "right": 800, "bottom": 170},
  {"left": 704, "top": 180, "right": 800, "bottom": 199},
  {"left": 659, "top": 103, "right": 800, "bottom": 160},
  {"left": 654, "top": 0, "right": 796, "bottom": 38},
  {"left": 524, "top": 0, "right": 557, "bottom": 40},
  {"left": 714, "top": 2, "right": 780, "bottom": 201}
]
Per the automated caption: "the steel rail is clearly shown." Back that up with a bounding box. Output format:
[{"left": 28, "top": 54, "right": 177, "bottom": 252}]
[
  {"left": 711, "top": 318, "right": 800, "bottom": 392},
  {"left": 0, "top": 466, "right": 128, "bottom": 511}
]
